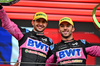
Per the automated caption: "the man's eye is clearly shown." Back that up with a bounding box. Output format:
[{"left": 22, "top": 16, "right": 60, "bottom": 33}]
[
  {"left": 42, "top": 21, "right": 47, "bottom": 23},
  {"left": 60, "top": 25, "right": 64, "bottom": 27},
  {"left": 67, "top": 24, "right": 71, "bottom": 27},
  {"left": 36, "top": 19, "right": 40, "bottom": 22}
]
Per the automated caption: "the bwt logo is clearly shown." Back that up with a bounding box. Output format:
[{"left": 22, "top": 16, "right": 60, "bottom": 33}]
[
  {"left": 27, "top": 39, "right": 49, "bottom": 52},
  {"left": 58, "top": 48, "right": 81, "bottom": 59}
]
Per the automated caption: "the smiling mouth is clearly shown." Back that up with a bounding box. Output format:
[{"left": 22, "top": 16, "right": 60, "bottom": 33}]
[
  {"left": 37, "top": 25, "right": 44, "bottom": 29},
  {"left": 38, "top": 26, "right": 42, "bottom": 29},
  {"left": 63, "top": 31, "right": 69, "bottom": 34},
  {"left": 63, "top": 31, "right": 68, "bottom": 33}
]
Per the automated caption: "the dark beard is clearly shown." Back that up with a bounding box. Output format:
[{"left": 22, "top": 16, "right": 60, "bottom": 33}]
[
  {"left": 34, "top": 27, "right": 45, "bottom": 32},
  {"left": 61, "top": 33, "right": 71, "bottom": 39}
]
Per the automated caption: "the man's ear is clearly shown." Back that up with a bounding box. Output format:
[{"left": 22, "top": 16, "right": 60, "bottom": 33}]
[
  {"left": 58, "top": 27, "right": 60, "bottom": 33},
  {"left": 46, "top": 22, "right": 48, "bottom": 27},
  {"left": 31, "top": 20, "right": 34, "bottom": 26},
  {"left": 72, "top": 27, "right": 75, "bottom": 32}
]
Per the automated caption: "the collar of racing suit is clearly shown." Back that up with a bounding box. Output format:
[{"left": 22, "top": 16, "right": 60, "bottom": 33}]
[
  {"left": 61, "top": 38, "right": 74, "bottom": 43},
  {"left": 32, "top": 30, "right": 44, "bottom": 36}
]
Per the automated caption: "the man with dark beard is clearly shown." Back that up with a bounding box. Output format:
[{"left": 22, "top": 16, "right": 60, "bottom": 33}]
[
  {"left": 46, "top": 17, "right": 100, "bottom": 66},
  {"left": 0, "top": 5, "right": 53, "bottom": 66}
]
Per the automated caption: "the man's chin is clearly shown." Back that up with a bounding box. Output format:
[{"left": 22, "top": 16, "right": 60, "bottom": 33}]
[
  {"left": 34, "top": 28, "right": 45, "bottom": 32},
  {"left": 61, "top": 34, "right": 69, "bottom": 38},
  {"left": 37, "top": 30, "right": 43, "bottom": 32},
  {"left": 37, "top": 29, "right": 44, "bottom": 32},
  {"left": 63, "top": 36, "right": 69, "bottom": 38}
]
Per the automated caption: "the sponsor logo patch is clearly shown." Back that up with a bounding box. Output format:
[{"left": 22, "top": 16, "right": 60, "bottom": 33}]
[
  {"left": 25, "top": 49, "right": 46, "bottom": 58},
  {"left": 60, "top": 60, "right": 83, "bottom": 64},
  {"left": 27, "top": 38, "right": 49, "bottom": 52},
  {"left": 58, "top": 48, "right": 81, "bottom": 59}
]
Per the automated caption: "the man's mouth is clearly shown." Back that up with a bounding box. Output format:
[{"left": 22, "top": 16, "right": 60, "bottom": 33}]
[
  {"left": 37, "top": 25, "right": 43, "bottom": 29},
  {"left": 38, "top": 26, "right": 42, "bottom": 29},
  {"left": 63, "top": 31, "right": 68, "bottom": 34}
]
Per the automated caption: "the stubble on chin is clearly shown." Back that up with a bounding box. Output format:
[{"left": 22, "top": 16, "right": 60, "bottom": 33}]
[{"left": 61, "top": 33, "right": 72, "bottom": 39}]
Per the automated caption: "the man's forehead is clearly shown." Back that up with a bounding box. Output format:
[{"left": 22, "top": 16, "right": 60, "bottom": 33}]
[{"left": 36, "top": 18, "right": 47, "bottom": 23}]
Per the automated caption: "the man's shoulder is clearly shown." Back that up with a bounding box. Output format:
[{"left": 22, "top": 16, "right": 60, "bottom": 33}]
[
  {"left": 20, "top": 28, "right": 30, "bottom": 34},
  {"left": 78, "top": 39, "right": 87, "bottom": 45},
  {"left": 44, "top": 36, "right": 53, "bottom": 44}
]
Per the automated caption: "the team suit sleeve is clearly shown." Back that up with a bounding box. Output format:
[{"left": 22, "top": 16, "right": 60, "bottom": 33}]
[
  {"left": 46, "top": 54, "right": 57, "bottom": 66},
  {"left": 0, "top": 5, "right": 23, "bottom": 40},
  {"left": 46, "top": 38, "right": 54, "bottom": 59},
  {"left": 46, "top": 44, "right": 57, "bottom": 66},
  {"left": 81, "top": 40, "right": 100, "bottom": 57},
  {"left": 85, "top": 42, "right": 100, "bottom": 57}
]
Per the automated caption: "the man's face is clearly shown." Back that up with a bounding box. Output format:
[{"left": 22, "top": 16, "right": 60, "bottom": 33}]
[
  {"left": 59, "top": 22, "right": 75, "bottom": 38},
  {"left": 32, "top": 18, "right": 47, "bottom": 32}
]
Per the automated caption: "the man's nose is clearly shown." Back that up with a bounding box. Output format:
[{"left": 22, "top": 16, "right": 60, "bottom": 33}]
[
  {"left": 64, "top": 26, "right": 67, "bottom": 29},
  {"left": 39, "top": 22, "right": 43, "bottom": 25}
]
